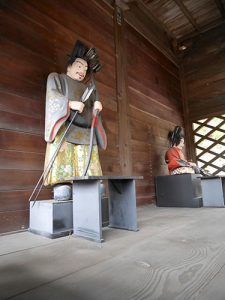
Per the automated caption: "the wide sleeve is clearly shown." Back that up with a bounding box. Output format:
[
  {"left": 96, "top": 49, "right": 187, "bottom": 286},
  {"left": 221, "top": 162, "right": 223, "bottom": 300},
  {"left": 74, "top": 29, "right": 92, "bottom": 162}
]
[
  {"left": 165, "top": 147, "right": 189, "bottom": 172},
  {"left": 45, "top": 73, "right": 70, "bottom": 142}
]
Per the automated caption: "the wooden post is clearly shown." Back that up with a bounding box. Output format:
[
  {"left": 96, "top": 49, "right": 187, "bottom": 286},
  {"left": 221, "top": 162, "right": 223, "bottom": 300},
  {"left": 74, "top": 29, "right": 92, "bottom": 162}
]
[
  {"left": 114, "top": 4, "right": 132, "bottom": 175},
  {"left": 180, "top": 64, "right": 196, "bottom": 161}
]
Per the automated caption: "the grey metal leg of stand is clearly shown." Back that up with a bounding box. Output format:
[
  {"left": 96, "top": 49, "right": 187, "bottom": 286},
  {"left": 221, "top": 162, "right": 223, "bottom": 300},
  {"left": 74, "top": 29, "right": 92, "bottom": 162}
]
[
  {"left": 108, "top": 179, "right": 138, "bottom": 231},
  {"left": 72, "top": 180, "right": 103, "bottom": 242},
  {"left": 201, "top": 177, "right": 225, "bottom": 207}
]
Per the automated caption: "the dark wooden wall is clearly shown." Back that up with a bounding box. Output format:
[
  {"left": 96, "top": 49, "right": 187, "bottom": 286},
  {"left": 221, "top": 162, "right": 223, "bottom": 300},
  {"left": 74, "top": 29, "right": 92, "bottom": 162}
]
[
  {"left": 125, "top": 25, "right": 182, "bottom": 204},
  {"left": 0, "top": 0, "right": 117, "bottom": 233},
  {"left": 0, "top": 0, "right": 183, "bottom": 233},
  {"left": 180, "top": 24, "right": 225, "bottom": 158}
]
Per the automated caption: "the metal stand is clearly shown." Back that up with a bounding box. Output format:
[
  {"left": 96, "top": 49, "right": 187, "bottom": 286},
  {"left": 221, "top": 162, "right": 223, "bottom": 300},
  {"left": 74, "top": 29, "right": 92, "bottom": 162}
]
[
  {"left": 201, "top": 176, "right": 225, "bottom": 207},
  {"left": 29, "top": 200, "right": 73, "bottom": 238},
  {"left": 71, "top": 176, "right": 141, "bottom": 242},
  {"left": 108, "top": 179, "right": 138, "bottom": 231},
  {"left": 155, "top": 174, "right": 202, "bottom": 207},
  {"left": 73, "top": 180, "right": 103, "bottom": 242}
]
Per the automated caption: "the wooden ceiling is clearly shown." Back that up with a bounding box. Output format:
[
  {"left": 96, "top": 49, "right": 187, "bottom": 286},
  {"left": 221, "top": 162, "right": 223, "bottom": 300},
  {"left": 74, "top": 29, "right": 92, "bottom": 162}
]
[
  {"left": 111, "top": 0, "right": 225, "bottom": 62},
  {"left": 119, "top": 0, "right": 225, "bottom": 41},
  {"left": 140, "top": 0, "right": 225, "bottom": 42}
]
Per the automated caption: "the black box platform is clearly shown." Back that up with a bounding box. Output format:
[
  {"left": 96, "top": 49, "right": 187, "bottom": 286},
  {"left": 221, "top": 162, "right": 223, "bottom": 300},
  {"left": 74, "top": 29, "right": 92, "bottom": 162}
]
[{"left": 155, "top": 174, "right": 202, "bottom": 208}]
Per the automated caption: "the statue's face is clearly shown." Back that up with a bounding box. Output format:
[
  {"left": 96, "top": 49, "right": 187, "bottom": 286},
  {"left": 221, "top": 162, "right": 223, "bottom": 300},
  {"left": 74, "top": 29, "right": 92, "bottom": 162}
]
[
  {"left": 177, "top": 138, "right": 184, "bottom": 150},
  {"left": 67, "top": 58, "right": 88, "bottom": 81}
]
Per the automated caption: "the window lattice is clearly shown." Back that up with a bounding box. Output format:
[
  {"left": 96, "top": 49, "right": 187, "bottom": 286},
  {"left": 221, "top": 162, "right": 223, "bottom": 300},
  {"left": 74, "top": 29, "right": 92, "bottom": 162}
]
[{"left": 192, "top": 115, "right": 225, "bottom": 176}]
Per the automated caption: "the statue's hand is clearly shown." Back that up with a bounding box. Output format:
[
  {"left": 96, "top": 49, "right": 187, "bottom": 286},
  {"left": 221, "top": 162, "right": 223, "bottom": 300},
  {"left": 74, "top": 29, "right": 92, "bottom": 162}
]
[
  {"left": 69, "top": 101, "right": 85, "bottom": 113},
  {"left": 188, "top": 161, "right": 197, "bottom": 167},
  {"left": 94, "top": 101, "right": 102, "bottom": 113}
]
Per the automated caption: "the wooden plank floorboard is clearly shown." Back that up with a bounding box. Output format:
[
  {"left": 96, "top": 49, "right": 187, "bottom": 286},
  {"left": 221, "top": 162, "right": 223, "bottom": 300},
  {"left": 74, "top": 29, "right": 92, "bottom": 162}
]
[{"left": 1, "top": 205, "right": 225, "bottom": 300}]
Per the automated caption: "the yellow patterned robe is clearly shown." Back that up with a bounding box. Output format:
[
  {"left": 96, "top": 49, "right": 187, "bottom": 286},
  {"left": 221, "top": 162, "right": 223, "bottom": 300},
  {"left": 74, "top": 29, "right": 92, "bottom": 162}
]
[{"left": 44, "top": 125, "right": 102, "bottom": 186}]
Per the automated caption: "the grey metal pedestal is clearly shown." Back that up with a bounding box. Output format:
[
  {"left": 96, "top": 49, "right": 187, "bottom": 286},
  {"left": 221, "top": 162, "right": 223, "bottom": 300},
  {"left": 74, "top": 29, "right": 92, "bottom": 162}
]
[
  {"left": 201, "top": 176, "right": 225, "bottom": 207},
  {"left": 70, "top": 176, "right": 142, "bottom": 242},
  {"left": 108, "top": 179, "right": 138, "bottom": 231},
  {"left": 29, "top": 200, "right": 73, "bottom": 238},
  {"left": 72, "top": 180, "right": 103, "bottom": 242}
]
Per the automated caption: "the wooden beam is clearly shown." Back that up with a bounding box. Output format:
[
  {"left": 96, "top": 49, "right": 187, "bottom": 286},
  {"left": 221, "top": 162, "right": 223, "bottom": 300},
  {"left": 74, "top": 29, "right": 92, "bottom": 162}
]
[
  {"left": 190, "top": 108, "right": 225, "bottom": 122},
  {"left": 114, "top": 5, "right": 133, "bottom": 175},
  {"left": 115, "top": 0, "right": 131, "bottom": 10},
  {"left": 135, "top": 0, "right": 192, "bottom": 56},
  {"left": 144, "top": 0, "right": 154, "bottom": 4},
  {"left": 173, "top": 0, "right": 200, "bottom": 31},
  {"left": 214, "top": 0, "right": 225, "bottom": 20},
  {"left": 136, "top": 0, "right": 177, "bottom": 41},
  {"left": 102, "top": 0, "right": 114, "bottom": 7},
  {"left": 124, "top": 2, "right": 178, "bottom": 66},
  {"left": 93, "top": 0, "right": 114, "bottom": 17},
  {"left": 177, "top": 18, "right": 225, "bottom": 43},
  {"left": 107, "top": 0, "right": 178, "bottom": 64},
  {"left": 180, "top": 65, "right": 196, "bottom": 161}
]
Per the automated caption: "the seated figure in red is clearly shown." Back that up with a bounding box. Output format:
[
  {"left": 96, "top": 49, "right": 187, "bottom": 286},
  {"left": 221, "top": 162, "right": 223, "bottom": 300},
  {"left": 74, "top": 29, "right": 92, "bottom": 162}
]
[{"left": 165, "top": 126, "right": 198, "bottom": 175}]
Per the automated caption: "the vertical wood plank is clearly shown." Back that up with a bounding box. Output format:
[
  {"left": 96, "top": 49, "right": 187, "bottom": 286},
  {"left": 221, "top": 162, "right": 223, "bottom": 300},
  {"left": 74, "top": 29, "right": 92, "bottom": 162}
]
[
  {"left": 114, "top": 5, "right": 132, "bottom": 175},
  {"left": 180, "top": 65, "right": 196, "bottom": 161}
]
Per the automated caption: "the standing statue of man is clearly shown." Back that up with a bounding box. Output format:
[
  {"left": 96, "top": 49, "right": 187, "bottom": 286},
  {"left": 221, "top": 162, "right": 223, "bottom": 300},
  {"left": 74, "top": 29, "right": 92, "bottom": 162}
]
[{"left": 44, "top": 40, "right": 107, "bottom": 200}]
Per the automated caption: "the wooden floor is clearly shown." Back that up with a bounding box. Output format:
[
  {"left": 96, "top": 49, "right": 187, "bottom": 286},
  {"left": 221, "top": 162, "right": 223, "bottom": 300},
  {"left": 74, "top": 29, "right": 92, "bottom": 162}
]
[{"left": 1, "top": 205, "right": 225, "bottom": 300}]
